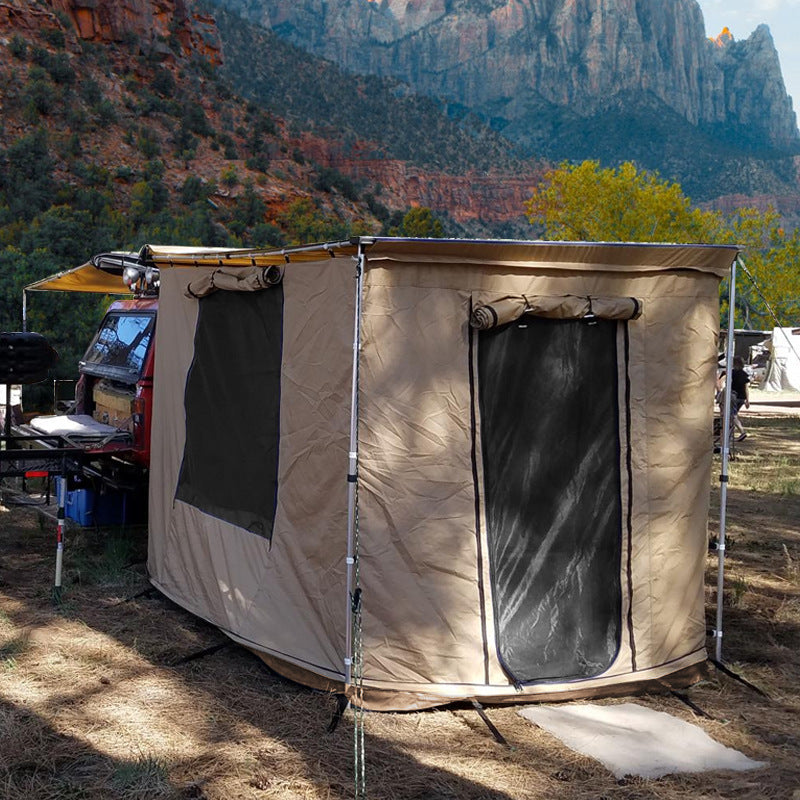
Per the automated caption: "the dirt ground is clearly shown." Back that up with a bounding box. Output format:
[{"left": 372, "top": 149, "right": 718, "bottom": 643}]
[{"left": 0, "top": 412, "right": 798, "bottom": 800}]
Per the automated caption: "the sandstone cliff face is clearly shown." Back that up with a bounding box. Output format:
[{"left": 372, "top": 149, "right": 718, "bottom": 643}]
[
  {"left": 0, "top": 0, "right": 220, "bottom": 63},
  {"left": 222, "top": 0, "right": 799, "bottom": 152}
]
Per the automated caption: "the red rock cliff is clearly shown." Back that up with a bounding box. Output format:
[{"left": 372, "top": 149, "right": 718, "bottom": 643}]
[{"left": 0, "top": 0, "right": 220, "bottom": 63}]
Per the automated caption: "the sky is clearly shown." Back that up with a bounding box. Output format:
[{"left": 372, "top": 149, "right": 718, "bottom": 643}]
[{"left": 696, "top": 0, "right": 800, "bottom": 116}]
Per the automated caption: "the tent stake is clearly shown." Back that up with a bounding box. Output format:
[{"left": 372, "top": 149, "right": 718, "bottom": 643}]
[
  {"left": 470, "top": 700, "right": 509, "bottom": 747},
  {"left": 714, "top": 256, "right": 738, "bottom": 662}
]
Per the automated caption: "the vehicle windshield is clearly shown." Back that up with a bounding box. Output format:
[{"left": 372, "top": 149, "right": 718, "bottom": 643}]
[{"left": 80, "top": 312, "right": 155, "bottom": 382}]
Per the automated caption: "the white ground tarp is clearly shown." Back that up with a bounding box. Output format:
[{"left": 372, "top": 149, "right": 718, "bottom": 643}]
[
  {"left": 764, "top": 328, "right": 800, "bottom": 392},
  {"left": 519, "top": 703, "right": 767, "bottom": 779}
]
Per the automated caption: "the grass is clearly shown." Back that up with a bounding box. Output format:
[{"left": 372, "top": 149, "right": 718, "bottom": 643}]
[
  {"left": 0, "top": 412, "right": 797, "bottom": 799},
  {"left": 110, "top": 756, "right": 171, "bottom": 798},
  {"left": 0, "top": 634, "right": 30, "bottom": 669},
  {"left": 64, "top": 526, "right": 147, "bottom": 593}
]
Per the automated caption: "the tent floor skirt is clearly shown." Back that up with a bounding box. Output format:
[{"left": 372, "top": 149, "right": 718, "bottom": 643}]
[{"left": 249, "top": 647, "right": 708, "bottom": 712}]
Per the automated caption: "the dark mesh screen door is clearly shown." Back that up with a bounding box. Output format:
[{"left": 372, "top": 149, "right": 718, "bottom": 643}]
[
  {"left": 176, "top": 287, "right": 283, "bottom": 539},
  {"left": 478, "top": 317, "right": 622, "bottom": 683}
]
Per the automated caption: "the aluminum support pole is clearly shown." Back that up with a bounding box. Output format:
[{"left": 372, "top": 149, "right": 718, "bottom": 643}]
[
  {"left": 715, "top": 256, "right": 738, "bottom": 662},
  {"left": 344, "top": 246, "right": 365, "bottom": 685}
]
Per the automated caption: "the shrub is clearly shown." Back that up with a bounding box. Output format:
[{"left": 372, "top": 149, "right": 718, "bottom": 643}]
[
  {"left": 42, "top": 28, "right": 66, "bottom": 50},
  {"left": 181, "top": 102, "right": 212, "bottom": 136},
  {"left": 220, "top": 165, "right": 239, "bottom": 188},
  {"left": 218, "top": 133, "right": 237, "bottom": 160},
  {"left": 92, "top": 100, "right": 117, "bottom": 124},
  {"left": 180, "top": 175, "right": 209, "bottom": 205},
  {"left": 245, "top": 155, "right": 270, "bottom": 173},
  {"left": 151, "top": 67, "right": 175, "bottom": 97},
  {"left": 24, "top": 76, "right": 56, "bottom": 117},
  {"left": 79, "top": 77, "right": 102, "bottom": 105},
  {"left": 136, "top": 127, "right": 161, "bottom": 159},
  {"left": 8, "top": 35, "right": 27, "bottom": 60},
  {"left": 114, "top": 166, "right": 134, "bottom": 183},
  {"left": 45, "top": 52, "right": 74, "bottom": 85}
]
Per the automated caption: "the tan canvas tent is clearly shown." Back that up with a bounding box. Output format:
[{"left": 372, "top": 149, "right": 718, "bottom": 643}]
[{"left": 138, "top": 237, "right": 737, "bottom": 711}]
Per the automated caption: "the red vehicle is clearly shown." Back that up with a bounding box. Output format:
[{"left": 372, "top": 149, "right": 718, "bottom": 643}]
[
  {"left": 73, "top": 295, "right": 157, "bottom": 485},
  {"left": 19, "top": 253, "right": 159, "bottom": 494}
]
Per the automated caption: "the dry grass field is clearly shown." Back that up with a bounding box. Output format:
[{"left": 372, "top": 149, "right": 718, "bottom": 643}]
[{"left": 0, "top": 412, "right": 798, "bottom": 800}]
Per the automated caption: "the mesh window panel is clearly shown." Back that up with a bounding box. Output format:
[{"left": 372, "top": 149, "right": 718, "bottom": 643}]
[
  {"left": 478, "top": 317, "right": 622, "bottom": 683},
  {"left": 176, "top": 287, "right": 283, "bottom": 539}
]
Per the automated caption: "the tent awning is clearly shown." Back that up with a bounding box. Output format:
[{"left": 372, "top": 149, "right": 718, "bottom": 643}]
[{"left": 24, "top": 254, "right": 137, "bottom": 295}]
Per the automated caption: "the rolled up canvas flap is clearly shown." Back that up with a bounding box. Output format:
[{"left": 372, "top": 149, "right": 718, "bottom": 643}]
[
  {"left": 470, "top": 294, "right": 642, "bottom": 329},
  {"left": 185, "top": 265, "right": 284, "bottom": 298}
]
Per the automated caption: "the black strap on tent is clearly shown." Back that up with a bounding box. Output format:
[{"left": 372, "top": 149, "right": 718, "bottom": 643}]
[
  {"left": 326, "top": 694, "right": 349, "bottom": 734},
  {"left": 709, "top": 658, "right": 770, "bottom": 699},
  {"left": 470, "top": 700, "right": 509, "bottom": 747},
  {"left": 170, "top": 642, "right": 231, "bottom": 666},
  {"left": 658, "top": 682, "right": 714, "bottom": 720},
  {"left": 112, "top": 586, "right": 158, "bottom": 606}
]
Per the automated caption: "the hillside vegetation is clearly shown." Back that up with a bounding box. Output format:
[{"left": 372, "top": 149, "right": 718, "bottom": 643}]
[{"left": 0, "top": 20, "right": 404, "bottom": 390}]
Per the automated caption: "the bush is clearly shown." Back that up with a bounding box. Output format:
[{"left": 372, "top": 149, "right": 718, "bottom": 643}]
[
  {"left": 45, "top": 52, "right": 75, "bottom": 85},
  {"left": 114, "top": 166, "right": 134, "bottom": 183},
  {"left": 80, "top": 77, "right": 102, "bottom": 106},
  {"left": 245, "top": 155, "right": 270, "bottom": 173},
  {"left": 313, "top": 166, "right": 360, "bottom": 202},
  {"left": 24, "top": 78, "right": 56, "bottom": 117},
  {"left": 93, "top": 100, "right": 117, "bottom": 124},
  {"left": 251, "top": 222, "right": 285, "bottom": 248},
  {"left": 151, "top": 67, "right": 175, "bottom": 97},
  {"left": 181, "top": 102, "right": 212, "bottom": 136},
  {"left": 180, "top": 175, "right": 209, "bottom": 205},
  {"left": 220, "top": 165, "right": 239, "bottom": 188},
  {"left": 41, "top": 28, "right": 66, "bottom": 50},
  {"left": 136, "top": 127, "right": 161, "bottom": 159},
  {"left": 8, "top": 35, "right": 27, "bottom": 60},
  {"left": 218, "top": 133, "right": 237, "bottom": 160}
]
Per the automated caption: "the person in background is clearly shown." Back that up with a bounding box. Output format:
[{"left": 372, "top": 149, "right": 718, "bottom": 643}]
[{"left": 731, "top": 356, "right": 750, "bottom": 442}]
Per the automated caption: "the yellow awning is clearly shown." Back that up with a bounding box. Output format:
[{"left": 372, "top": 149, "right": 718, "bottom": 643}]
[{"left": 24, "top": 262, "right": 132, "bottom": 294}]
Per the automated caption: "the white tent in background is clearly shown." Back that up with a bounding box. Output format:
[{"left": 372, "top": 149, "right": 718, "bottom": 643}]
[{"left": 764, "top": 327, "right": 800, "bottom": 392}]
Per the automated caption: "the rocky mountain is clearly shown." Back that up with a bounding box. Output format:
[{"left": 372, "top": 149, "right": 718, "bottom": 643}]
[
  {"left": 219, "top": 0, "right": 799, "bottom": 153},
  {"left": 215, "top": 0, "right": 800, "bottom": 209},
  {"left": 3, "top": 0, "right": 800, "bottom": 245}
]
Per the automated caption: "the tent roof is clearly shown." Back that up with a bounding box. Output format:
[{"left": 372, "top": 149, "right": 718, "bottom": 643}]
[
  {"left": 25, "top": 239, "right": 740, "bottom": 294},
  {"left": 144, "top": 238, "right": 739, "bottom": 277}
]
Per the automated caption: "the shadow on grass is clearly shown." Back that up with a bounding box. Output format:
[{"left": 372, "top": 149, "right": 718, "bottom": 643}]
[
  {"left": 0, "top": 696, "right": 182, "bottom": 800},
  {"left": 0, "top": 508, "right": 529, "bottom": 800}
]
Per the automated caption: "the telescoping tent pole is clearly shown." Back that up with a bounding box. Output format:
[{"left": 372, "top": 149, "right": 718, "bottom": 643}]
[
  {"left": 715, "top": 256, "right": 738, "bottom": 662},
  {"left": 344, "top": 244, "right": 366, "bottom": 685}
]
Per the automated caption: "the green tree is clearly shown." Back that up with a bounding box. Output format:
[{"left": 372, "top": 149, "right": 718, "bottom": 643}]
[
  {"left": 0, "top": 129, "right": 55, "bottom": 221},
  {"left": 526, "top": 160, "right": 800, "bottom": 330},
  {"left": 719, "top": 209, "right": 800, "bottom": 329},
  {"left": 526, "top": 161, "right": 720, "bottom": 243},
  {"left": 389, "top": 207, "right": 444, "bottom": 238},
  {"left": 277, "top": 198, "right": 346, "bottom": 244}
]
